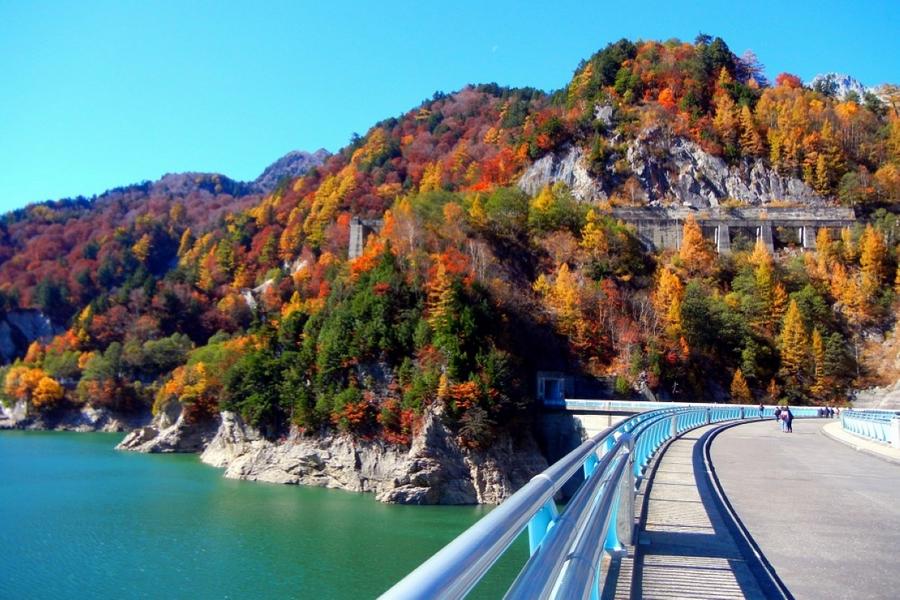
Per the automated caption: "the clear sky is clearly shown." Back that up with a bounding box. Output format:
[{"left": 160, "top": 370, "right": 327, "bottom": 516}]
[{"left": 1, "top": 0, "right": 897, "bottom": 212}]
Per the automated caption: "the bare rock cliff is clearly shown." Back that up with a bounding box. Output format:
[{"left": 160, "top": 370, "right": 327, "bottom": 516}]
[
  {"left": 518, "top": 128, "right": 822, "bottom": 208},
  {"left": 164, "top": 404, "right": 550, "bottom": 505}
]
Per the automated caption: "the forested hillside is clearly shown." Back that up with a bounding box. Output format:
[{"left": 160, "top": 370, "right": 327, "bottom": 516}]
[{"left": 2, "top": 35, "right": 898, "bottom": 450}]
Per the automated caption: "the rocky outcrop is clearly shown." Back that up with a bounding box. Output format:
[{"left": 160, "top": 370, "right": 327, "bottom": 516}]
[
  {"left": 519, "top": 146, "right": 604, "bottom": 201},
  {"left": 0, "top": 309, "right": 60, "bottom": 363},
  {"left": 854, "top": 381, "right": 900, "bottom": 410},
  {"left": 0, "top": 401, "right": 148, "bottom": 432},
  {"left": 194, "top": 405, "right": 548, "bottom": 505},
  {"left": 625, "top": 132, "right": 821, "bottom": 207},
  {"left": 518, "top": 128, "right": 822, "bottom": 208},
  {"left": 252, "top": 149, "right": 330, "bottom": 194},
  {"left": 116, "top": 401, "right": 218, "bottom": 452}
]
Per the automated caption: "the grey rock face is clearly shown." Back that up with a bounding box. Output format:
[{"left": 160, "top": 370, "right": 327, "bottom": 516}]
[
  {"left": 252, "top": 149, "right": 330, "bottom": 194},
  {"left": 854, "top": 381, "right": 900, "bottom": 410},
  {"left": 0, "top": 401, "right": 148, "bottom": 432},
  {"left": 0, "top": 309, "right": 60, "bottom": 363},
  {"left": 116, "top": 403, "right": 218, "bottom": 453},
  {"left": 519, "top": 146, "right": 605, "bottom": 201},
  {"left": 195, "top": 405, "right": 548, "bottom": 505},
  {"left": 518, "top": 129, "right": 823, "bottom": 208},
  {"left": 626, "top": 132, "right": 822, "bottom": 207}
]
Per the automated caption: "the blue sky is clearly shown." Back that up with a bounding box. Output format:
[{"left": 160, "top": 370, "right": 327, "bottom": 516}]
[{"left": 1, "top": 0, "right": 897, "bottom": 212}]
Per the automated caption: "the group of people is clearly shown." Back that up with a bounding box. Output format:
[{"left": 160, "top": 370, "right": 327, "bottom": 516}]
[
  {"left": 773, "top": 405, "right": 794, "bottom": 432},
  {"left": 756, "top": 404, "right": 840, "bottom": 434}
]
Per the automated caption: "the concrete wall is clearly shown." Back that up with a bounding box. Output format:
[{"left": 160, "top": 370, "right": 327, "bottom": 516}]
[{"left": 611, "top": 207, "right": 856, "bottom": 254}]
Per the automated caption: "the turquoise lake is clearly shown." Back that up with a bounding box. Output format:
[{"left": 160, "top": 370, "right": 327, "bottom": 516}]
[{"left": 0, "top": 431, "right": 526, "bottom": 599}]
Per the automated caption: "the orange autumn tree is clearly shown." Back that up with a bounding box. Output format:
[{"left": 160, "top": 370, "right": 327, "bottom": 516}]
[
  {"left": 730, "top": 368, "right": 752, "bottom": 404},
  {"left": 678, "top": 216, "right": 714, "bottom": 275}
]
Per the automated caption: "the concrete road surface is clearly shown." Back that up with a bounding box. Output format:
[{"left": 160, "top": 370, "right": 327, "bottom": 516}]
[{"left": 711, "top": 419, "right": 900, "bottom": 599}]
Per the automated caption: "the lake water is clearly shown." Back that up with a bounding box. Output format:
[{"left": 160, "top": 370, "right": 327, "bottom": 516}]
[{"left": 0, "top": 431, "right": 526, "bottom": 599}]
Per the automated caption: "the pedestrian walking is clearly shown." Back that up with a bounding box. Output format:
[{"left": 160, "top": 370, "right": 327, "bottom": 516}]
[
  {"left": 758, "top": 402, "right": 765, "bottom": 419},
  {"left": 774, "top": 406, "right": 782, "bottom": 429},
  {"left": 785, "top": 406, "right": 794, "bottom": 433}
]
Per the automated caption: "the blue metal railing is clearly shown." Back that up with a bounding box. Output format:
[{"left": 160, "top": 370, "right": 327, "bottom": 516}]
[
  {"left": 381, "top": 403, "right": 821, "bottom": 600},
  {"left": 551, "top": 398, "right": 822, "bottom": 418},
  {"left": 841, "top": 409, "right": 899, "bottom": 445}
]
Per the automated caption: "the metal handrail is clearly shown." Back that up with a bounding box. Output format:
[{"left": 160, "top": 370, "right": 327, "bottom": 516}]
[
  {"left": 380, "top": 408, "right": 676, "bottom": 599},
  {"left": 381, "top": 403, "right": 825, "bottom": 599},
  {"left": 503, "top": 436, "right": 630, "bottom": 600},
  {"left": 841, "top": 409, "right": 899, "bottom": 445}
]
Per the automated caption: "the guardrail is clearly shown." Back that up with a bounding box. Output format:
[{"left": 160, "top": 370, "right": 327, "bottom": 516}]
[
  {"left": 841, "top": 409, "right": 900, "bottom": 446},
  {"left": 548, "top": 398, "right": 822, "bottom": 418},
  {"left": 381, "top": 403, "right": 821, "bottom": 599}
]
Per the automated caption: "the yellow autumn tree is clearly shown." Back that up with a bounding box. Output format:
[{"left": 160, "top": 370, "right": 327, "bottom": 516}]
[
  {"left": 713, "top": 90, "right": 739, "bottom": 149},
  {"left": 419, "top": 161, "right": 443, "bottom": 193},
  {"left": 653, "top": 266, "right": 684, "bottom": 336},
  {"left": 4, "top": 366, "right": 47, "bottom": 405},
  {"left": 132, "top": 233, "right": 152, "bottom": 263},
  {"left": 779, "top": 299, "right": 808, "bottom": 386},
  {"left": 468, "top": 195, "right": 487, "bottom": 228},
  {"left": 538, "top": 263, "right": 581, "bottom": 334},
  {"left": 32, "top": 376, "right": 64, "bottom": 411},
  {"left": 815, "top": 226, "right": 833, "bottom": 275},
  {"left": 859, "top": 224, "right": 887, "bottom": 297},
  {"left": 810, "top": 328, "right": 828, "bottom": 400},
  {"left": 738, "top": 104, "right": 764, "bottom": 157},
  {"left": 177, "top": 228, "right": 194, "bottom": 258},
  {"left": 840, "top": 227, "right": 856, "bottom": 263},
  {"left": 580, "top": 209, "right": 609, "bottom": 261},
  {"left": 23, "top": 341, "right": 44, "bottom": 364},
  {"left": 730, "top": 368, "right": 752, "bottom": 404},
  {"left": 679, "top": 216, "right": 714, "bottom": 275},
  {"left": 427, "top": 260, "right": 454, "bottom": 333}
]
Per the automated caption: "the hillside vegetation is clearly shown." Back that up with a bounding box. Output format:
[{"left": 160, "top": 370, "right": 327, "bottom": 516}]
[{"left": 2, "top": 35, "right": 898, "bottom": 448}]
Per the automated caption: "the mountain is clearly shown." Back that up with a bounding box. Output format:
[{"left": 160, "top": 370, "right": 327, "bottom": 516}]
[
  {"left": 252, "top": 148, "right": 331, "bottom": 194},
  {"left": 808, "top": 73, "right": 870, "bottom": 100},
  {"left": 1, "top": 35, "right": 898, "bottom": 504},
  {"left": 0, "top": 150, "right": 327, "bottom": 317}
]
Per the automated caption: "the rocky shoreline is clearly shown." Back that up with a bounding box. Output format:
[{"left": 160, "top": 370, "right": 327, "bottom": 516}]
[
  {"left": 3, "top": 399, "right": 549, "bottom": 505},
  {"left": 117, "top": 403, "right": 548, "bottom": 505},
  {"left": 0, "top": 400, "right": 150, "bottom": 433}
]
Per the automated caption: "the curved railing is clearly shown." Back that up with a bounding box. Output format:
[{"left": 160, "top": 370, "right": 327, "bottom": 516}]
[
  {"left": 841, "top": 409, "right": 899, "bottom": 445},
  {"left": 381, "top": 403, "right": 819, "bottom": 600},
  {"left": 555, "top": 398, "right": 822, "bottom": 418}
]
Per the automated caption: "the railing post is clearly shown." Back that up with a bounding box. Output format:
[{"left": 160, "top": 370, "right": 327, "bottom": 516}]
[
  {"left": 617, "top": 436, "right": 636, "bottom": 546},
  {"left": 740, "top": 407, "right": 745, "bottom": 419},
  {"left": 527, "top": 500, "right": 558, "bottom": 555},
  {"left": 583, "top": 452, "right": 599, "bottom": 478}
]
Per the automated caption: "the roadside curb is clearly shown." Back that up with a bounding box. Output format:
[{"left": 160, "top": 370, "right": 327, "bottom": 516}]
[{"left": 820, "top": 421, "right": 900, "bottom": 466}]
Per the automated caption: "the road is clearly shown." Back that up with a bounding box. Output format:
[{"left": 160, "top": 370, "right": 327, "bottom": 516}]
[{"left": 711, "top": 419, "right": 900, "bottom": 599}]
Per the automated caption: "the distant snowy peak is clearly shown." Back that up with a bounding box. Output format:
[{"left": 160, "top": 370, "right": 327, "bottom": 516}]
[{"left": 807, "top": 73, "right": 870, "bottom": 100}]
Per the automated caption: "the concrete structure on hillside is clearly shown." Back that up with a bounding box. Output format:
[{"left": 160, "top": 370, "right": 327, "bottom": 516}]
[
  {"left": 348, "top": 217, "right": 384, "bottom": 258},
  {"left": 611, "top": 206, "right": 856, "bottom": 253}
]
